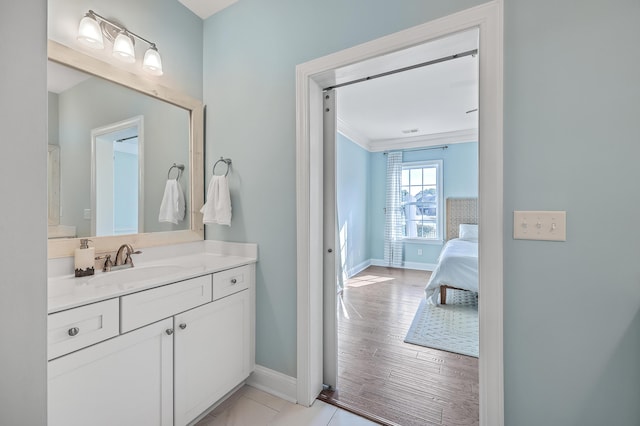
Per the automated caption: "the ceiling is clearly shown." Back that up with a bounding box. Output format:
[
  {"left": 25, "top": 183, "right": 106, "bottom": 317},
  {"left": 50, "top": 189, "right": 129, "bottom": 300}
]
[
  {"left": 334, "top": 29, "right": 479, "bottom": 151},
  {"left": 178, "top": 0, "right": 239, "bottom": 19}
]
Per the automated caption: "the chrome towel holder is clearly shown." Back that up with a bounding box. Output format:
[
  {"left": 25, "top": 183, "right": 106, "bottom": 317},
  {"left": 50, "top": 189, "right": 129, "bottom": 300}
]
[
  {"left": 213, "top": 157, "right": 232, "bottom": 177},
  {"left": 167, "top": 163, "right": 185, "bottom": 180}
]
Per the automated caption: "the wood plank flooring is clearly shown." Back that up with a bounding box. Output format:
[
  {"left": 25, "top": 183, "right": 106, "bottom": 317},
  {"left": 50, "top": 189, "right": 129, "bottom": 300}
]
[{"left": 318, "top": 266, "right": 479, "bottom": 426}]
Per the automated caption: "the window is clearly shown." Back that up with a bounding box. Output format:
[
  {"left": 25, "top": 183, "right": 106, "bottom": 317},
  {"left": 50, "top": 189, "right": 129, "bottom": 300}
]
[{"left": 401, "top": 160, "right": 443, "bottom": 241}]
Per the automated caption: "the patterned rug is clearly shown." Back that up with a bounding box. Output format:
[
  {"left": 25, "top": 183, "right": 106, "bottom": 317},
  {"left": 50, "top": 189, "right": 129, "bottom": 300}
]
[{"left": 404, "top": 289, "right": 478, "bottom": 357}]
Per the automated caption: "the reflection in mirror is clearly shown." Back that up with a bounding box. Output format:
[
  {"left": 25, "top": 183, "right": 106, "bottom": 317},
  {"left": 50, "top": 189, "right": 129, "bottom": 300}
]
[
  {"left": 47, "top": 60, "right": 190, "bottom": 239},
  {"left": 92, "top": 116, "right": 143, "bottom": 236}
]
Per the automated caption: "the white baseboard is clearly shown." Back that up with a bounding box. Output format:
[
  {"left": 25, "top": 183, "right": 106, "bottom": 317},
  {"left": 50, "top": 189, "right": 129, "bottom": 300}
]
[
  {"left": 404, "top": 261, "right": 437, "bottom": 271},
  {"left": 246, "top": 365, "right": 297, "bottom": 404},
  {"left": 344, "top": 259, "right": 371, "bottom": 278},
  {"left": 370, "top": 258, "right": 436, "bottom": 272}
]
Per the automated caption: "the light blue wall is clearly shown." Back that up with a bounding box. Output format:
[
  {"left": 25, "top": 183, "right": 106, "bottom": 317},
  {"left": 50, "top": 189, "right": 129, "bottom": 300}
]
[
  {"left": 503, "top": 1, "right": 640, "bottom": 424},
  {"left": 337, "top": 134, "right": 370, "bottom": 274},
  {"left": 113, "top": 151, "right": 139, "bottom": 234},
  {"left": 203, "top": 0, "right": 486, "bottom": 378},
  {"left": 369, "top": 142, "right": 478, "bottom": 265},
  {"left": 204, "top": 1, "right": 640, "bottom": 423}
]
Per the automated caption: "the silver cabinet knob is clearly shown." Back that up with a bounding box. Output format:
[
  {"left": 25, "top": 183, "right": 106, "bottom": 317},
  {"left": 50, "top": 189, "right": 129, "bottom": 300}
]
[
  {"left": 231, "top": 278, "right": 237, "bottom": 284},
  {"left": 179, "top": 323, "right": 187, "bottom": 330},
  {"left": 165, "top": 329, "right": 174, "bottom": 335},
  {"left": 68, "top": 327, "right": 80, "bottom": 337}
]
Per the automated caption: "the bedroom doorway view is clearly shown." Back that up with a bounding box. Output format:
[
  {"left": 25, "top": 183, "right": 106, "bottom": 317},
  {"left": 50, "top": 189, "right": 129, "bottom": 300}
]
[{"left": 319, "top": 29, "right": 480, "bottom": 426}]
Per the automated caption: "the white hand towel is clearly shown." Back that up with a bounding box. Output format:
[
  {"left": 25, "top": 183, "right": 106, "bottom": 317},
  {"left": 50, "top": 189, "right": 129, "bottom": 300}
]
[
  {"left": 158, "top": 179, "right": 185, "bottom": 224},
  {"left": 200, "top": 175, "right": 232, "bottom": 226}
]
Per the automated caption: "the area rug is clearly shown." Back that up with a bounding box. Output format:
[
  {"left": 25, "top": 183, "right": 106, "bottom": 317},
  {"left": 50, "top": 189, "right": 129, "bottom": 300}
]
[{"left": 404, "top": 289, "right": 478, "bottom": 357}]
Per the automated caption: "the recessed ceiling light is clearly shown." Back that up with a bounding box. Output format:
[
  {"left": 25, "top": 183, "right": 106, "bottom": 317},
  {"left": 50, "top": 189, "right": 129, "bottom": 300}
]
[{"left": 401, "top": 128, "right": 419, "bottom": 134}]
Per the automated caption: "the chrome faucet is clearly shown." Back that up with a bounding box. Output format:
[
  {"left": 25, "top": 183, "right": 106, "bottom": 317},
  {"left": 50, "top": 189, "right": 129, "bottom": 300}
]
[{"left": 114, "top": 244, "right": 142, "bottom": 269}]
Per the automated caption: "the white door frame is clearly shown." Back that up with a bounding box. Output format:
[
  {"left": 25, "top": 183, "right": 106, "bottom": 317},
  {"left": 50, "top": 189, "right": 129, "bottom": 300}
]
[
  {"left": 295, "top": 2, "right": 504, "bottom": 425},
  {"left": 322, "top": 90, "right": 338, "bottom": 389}
]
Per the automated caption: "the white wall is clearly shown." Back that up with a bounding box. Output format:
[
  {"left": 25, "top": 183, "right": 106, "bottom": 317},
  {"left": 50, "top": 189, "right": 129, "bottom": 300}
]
[{"left": 0, "top": 1, "right": 48, "bottom": 424}]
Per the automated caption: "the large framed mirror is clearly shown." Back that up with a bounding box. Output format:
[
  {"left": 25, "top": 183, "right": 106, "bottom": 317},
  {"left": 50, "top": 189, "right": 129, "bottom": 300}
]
[{"left": 48, "top": 40, "right": 204, "bottom": 258}]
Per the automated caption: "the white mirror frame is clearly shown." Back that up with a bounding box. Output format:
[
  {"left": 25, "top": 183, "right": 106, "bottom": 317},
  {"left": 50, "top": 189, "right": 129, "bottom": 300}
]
[{"left": 48, "top": 40, "right": 204, "bottom": 258}]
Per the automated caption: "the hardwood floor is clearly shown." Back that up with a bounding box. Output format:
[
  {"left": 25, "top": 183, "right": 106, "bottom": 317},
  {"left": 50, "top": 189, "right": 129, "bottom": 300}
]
[{"left": 318, "top": 266, "right": 479, "bottom": 426}]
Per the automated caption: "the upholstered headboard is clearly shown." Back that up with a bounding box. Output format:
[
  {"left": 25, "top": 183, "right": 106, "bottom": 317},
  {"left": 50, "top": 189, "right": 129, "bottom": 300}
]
[{"left": 446, "top": 197, "right": 478, "bottom": 240}]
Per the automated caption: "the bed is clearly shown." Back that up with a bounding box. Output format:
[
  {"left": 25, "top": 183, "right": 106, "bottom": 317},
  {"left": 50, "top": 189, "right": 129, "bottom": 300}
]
[{"left": 425, "top": 198, "right": 478, "bottom": 305}]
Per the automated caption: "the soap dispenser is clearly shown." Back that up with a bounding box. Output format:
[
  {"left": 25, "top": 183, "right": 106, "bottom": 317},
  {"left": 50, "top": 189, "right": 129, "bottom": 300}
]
[{"left": 74, "top": 239, "right": 95, "bottom": 277}]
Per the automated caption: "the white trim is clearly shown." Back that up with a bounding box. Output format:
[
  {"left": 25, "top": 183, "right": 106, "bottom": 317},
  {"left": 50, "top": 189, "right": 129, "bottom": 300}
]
[
  {"left": 337, "top": 117, "right": 372, "bottom": 151},
  {"left": 402, "top": 238, "right": 444, "bottom": 245},
  {"left": 369, "top": 128, "right": 478, "bottom": 152},
  {"left": 246, "top": 365, "right": 298, "bottom": 404},
  {"left": 370, "top": 258, "right": 437, "bottom": 272},
  {"left": 337, "top": 125, "right": 478, "bottom": 153},
  {"left": 344, "top": 259, "right": 371, "bottom": 278},
  {"left": 296, "top": 2, "right": 504, "bottom": 424}
]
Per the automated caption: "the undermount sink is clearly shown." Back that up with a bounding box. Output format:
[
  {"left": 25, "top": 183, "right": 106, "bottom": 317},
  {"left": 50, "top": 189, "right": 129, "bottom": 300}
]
[{"left": 87, "top": 264, "right": 195, "bottom": 287}]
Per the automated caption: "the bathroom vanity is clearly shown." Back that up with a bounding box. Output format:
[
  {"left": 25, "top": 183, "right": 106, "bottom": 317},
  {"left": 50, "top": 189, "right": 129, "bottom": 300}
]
[
  {"left": 45, "top": 37, "right": 247, "bottom": 425},
  {"left": 47, "top": 241, "right": 257, "bottom": 426}
]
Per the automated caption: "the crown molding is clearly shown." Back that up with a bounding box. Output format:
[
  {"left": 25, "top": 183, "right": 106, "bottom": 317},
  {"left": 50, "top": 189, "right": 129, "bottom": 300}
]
[
  {"left": 337, "top": 120, "right": 477, "bottom": 153},
  {"left": 336, "top": 117, "right": 372, "bottom": 151},
  {"left": 369, "top": 128, "right": 477, "bottom": 152}
]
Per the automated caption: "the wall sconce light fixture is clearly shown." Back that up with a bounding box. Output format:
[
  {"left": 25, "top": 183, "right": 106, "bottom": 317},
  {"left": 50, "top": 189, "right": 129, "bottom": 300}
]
[{"left": 77, "top": 10, "right": 163, "bottom": 76}]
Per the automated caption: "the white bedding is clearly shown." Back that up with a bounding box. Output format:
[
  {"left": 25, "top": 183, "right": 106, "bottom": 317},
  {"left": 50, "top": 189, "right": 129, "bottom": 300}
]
[{"left": 425, "top": 238, "right": 478, "bottom": 304}]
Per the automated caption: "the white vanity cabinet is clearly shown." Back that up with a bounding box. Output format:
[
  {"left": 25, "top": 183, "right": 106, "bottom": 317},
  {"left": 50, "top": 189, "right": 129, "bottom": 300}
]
[
  {"left": 47, "top": 263, "right": 255, "bottom": 426},
  {"left": 174, "top": 273, "right": 251, "bottom": 426},
  {"left": 48, "top": 318, "right": 174, "bottom": 426}
]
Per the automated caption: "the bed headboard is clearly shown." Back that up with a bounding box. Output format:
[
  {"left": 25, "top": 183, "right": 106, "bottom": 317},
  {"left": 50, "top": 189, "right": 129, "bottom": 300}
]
[{"left": 446, "top": 197, "right": 478, "bottom": 240}]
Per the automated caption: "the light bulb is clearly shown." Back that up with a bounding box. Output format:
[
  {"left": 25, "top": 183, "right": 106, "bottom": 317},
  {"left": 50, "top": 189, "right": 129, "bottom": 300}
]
[
  {"left": 112, "top": 31, "right": 135, "bottom": 63},
  {"left": 77, "top": 14, "right": 104, "bottom": 49},
  {"left": 142, "top": 46, "right": 163, "bottom": 76}
]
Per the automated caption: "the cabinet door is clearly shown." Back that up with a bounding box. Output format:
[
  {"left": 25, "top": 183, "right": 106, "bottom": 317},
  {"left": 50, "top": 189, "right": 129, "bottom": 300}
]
[
  {"left": 48, "top": 318, "right": 174, "bottom": 426},
  {"left": 174, "top": 290, "right": 250, "bottom": 426}
]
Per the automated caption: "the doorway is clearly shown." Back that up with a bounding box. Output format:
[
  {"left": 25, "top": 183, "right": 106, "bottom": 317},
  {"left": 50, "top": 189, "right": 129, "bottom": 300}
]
[
  {"left": 322, "top": 29, "right": 479, "bottom": 424},
  {"left": 91, "top": 116, "right": 144, "bottom": 236},
  {"left": 295, "top": 3, "right": 504, "bottom": 425}
]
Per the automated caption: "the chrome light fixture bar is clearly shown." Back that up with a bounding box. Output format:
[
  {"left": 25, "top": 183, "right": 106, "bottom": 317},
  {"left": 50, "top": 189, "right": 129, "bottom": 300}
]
[{"left": 77, "top": 10, "right": 163, "bottom": 76}]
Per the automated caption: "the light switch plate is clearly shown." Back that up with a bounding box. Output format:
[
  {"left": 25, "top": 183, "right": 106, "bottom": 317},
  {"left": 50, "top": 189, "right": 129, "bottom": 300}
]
[{"left": 513, "top": 211, "right": 566, "bottom": 241}]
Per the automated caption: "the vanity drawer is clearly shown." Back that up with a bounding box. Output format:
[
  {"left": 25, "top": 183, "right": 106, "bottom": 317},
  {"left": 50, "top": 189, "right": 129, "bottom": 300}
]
[
  {"left": 48, "top": 299, "right": 119, "bottom": 360},
  {"left": 212, "top": 265, "right": 251, "bottom": 300},
  {"left": 120, "top": 275, "right": 212, "bottom": 333}
]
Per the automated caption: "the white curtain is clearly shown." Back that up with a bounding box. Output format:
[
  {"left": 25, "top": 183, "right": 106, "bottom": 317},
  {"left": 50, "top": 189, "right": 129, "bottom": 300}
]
[{"left": 384, "top": 151, "right": 404, "bottom": 267}]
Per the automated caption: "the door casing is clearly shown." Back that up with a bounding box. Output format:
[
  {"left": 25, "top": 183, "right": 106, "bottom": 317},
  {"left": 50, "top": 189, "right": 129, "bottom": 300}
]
[{"left": 295, "top": 2, "right": 504, "bottom": 425}]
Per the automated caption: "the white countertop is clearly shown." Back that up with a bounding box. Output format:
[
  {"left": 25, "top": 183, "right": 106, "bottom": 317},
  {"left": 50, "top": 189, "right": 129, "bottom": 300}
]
[{"left": 48, "top": 240, "right": 257, "bottom": 314}]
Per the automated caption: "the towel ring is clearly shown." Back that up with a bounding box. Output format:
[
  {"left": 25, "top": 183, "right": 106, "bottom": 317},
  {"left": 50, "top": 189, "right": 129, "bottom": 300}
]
[
  {"left": 213, "top": 157, "right": 232, "bottom": 177},
  {"left": 168, "top": 163, "right": 185, "bottom": 180}
]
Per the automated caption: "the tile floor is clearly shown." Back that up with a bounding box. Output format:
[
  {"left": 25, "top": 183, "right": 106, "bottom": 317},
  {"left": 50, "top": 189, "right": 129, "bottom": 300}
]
[{"left": 195, "top": 385, "right": 379, "bottom": 426}]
